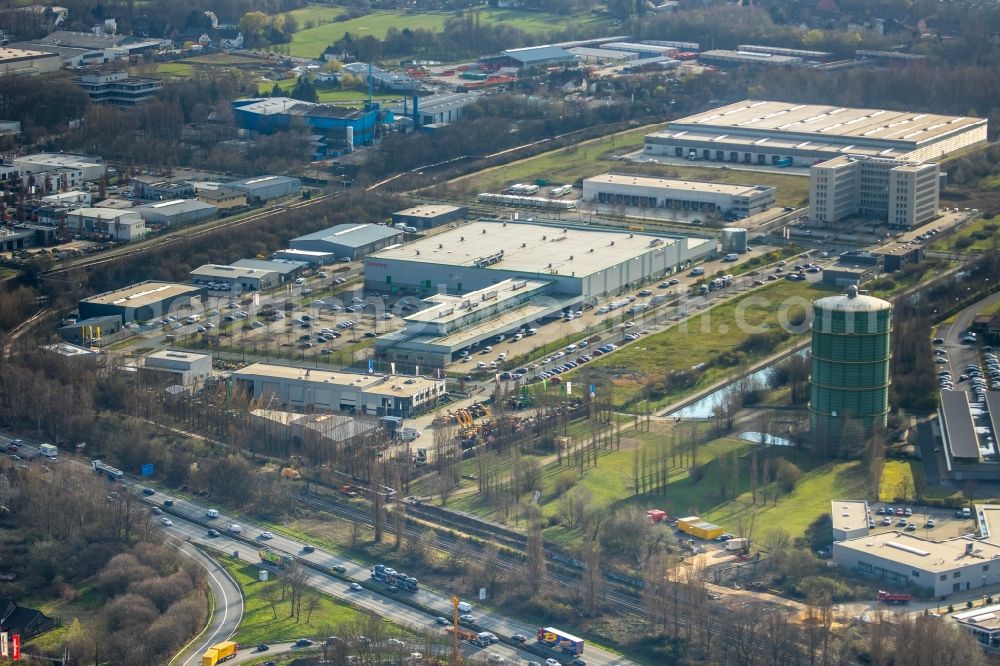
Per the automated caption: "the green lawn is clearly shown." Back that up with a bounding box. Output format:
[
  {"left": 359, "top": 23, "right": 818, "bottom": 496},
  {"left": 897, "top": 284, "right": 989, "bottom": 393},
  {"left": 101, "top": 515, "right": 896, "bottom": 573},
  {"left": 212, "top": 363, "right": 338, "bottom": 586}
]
[
  {"left": 256, "top": 78, "right": 401, "bottom": 103},
  {"left": 931, "top": 215, "right": 1000, "bottom": 252},
  {"left": 443, "top": 126, "right": 657, "bottom": 197},
  {"left": 157, "top": 62, "right": 195, "bottom": 77},
  {"left": 575, "top": 279, "right": 834, "bottom": 409},
  {"left": 223, "top": 556, "right": 366, "bottom": 646},
  {"left": 879, "top": 460, "right": 916, "bottom": 502},
  {"left": 440, "top": 127, "right": 809, "bottom": 208},
  {"left": 286, "top": 6, "right": 610, "bottom": 59},
  {"left": 288, "top": 10, "right": 449, "bottom": 58}
]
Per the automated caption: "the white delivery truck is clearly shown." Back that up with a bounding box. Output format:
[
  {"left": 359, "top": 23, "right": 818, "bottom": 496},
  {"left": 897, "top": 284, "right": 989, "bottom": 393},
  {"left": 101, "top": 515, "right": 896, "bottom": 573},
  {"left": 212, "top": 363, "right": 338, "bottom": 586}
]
[{"left": 38, "top": 443, "right": 58, "bottom": 460}]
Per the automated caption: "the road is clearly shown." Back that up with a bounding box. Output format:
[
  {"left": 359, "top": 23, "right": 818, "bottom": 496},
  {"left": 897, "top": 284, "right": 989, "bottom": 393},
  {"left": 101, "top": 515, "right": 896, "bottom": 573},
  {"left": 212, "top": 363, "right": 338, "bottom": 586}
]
[
  {"left": 159, "top": 493, "right": 627, "bottom": 666},
  {"left": 171, "top": 539, "right": 245, "bottom": 666},
  {"left": 3, "top": 435, "right": 631, "bottom": 666}
]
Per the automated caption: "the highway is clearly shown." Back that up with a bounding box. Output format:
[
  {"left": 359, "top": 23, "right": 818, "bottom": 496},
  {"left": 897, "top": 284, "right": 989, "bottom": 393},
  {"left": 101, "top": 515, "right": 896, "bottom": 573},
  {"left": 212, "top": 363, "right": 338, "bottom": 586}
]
[
  {"left": 158, "top": 492, "right": 627, "bottom": 666},
  {"left": 2, "top": 435, "right": 631, "bottom": 666},
  {"left": 171, "top": 539, "right": 245, "bottom": 666}
]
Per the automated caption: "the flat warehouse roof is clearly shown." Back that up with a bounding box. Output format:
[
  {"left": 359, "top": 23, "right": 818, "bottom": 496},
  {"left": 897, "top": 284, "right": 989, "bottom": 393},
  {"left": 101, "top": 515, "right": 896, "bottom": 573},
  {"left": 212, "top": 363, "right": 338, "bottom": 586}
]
[
  {"left": 191, "top": 264, "right": 277, "bottom": 279},
  {"left": 407, "top": 278, "right": 550, "bottom": 325},
  {"left": 233, "top": 363, "right": 442, "bottom": 396},
  {"left": 83, "top": 282, "right": 202, "bottom": 307},
  {"left": 370, "top": 221, "right": 690, "bottom": 276},
  {"left": 585, "top": 173, "right": 770, "bottom": 196},
  {"left": 394, "top": 204, "right": 463, "bottom": 217},
  {"left": 941, "top": 389, "right": 980, "bottom": 459},
  {"left": 831, "top": 500, "right": 869, "bottom": 533},
  {"left": 836, "top": 531, "right": 1000, "bottom": 572},
  {"left": 665, "top": 100, "right": 986, "bottom": 145}
]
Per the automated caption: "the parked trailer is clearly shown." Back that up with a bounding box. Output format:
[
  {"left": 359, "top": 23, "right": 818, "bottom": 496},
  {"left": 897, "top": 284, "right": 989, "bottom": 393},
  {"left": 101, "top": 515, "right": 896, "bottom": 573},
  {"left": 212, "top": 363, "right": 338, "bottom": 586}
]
[
  {"left": 537, "top": 627, "right": 585, "bottom": 655},
  {"left": 476, "top": 192, "right": 576, "bottom": 210},
  {"left": 91, "top": 459, "right": 124, "bottom": 481},
  {"left": 201, "top": 641, "right": 238, "bottom": 666},
  {"left": 549, "top": 184, "right": 573, "bottom": 198},
  {"left": 676, "top": 516, "right": 724, "bottom": 540}
]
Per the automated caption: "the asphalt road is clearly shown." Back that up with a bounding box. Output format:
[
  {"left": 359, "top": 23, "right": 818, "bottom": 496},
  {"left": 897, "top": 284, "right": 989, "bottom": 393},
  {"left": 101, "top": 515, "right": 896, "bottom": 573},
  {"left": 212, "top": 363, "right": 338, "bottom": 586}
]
[
  {"left": 157, "top": 493, "right": 626, "bottom": 665},
  {"left": 936, "top": 290, "right": 1000, "bottom": 392},
  {"left": 171, "top": 539, "right": 245, "bottom": 666},
  {"left": 1, "top": 435, "right": 628, "bottom": 666}
]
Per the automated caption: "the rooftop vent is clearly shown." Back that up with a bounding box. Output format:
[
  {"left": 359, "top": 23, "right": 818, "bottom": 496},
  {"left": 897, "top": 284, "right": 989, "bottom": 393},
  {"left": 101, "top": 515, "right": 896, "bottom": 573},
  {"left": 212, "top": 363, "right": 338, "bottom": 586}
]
[
  {"left": 438, "top": 244, "right": 443, "bottom": 249},
  {"left": 482, "top": 228, "right": 486, "bottom": 234}
]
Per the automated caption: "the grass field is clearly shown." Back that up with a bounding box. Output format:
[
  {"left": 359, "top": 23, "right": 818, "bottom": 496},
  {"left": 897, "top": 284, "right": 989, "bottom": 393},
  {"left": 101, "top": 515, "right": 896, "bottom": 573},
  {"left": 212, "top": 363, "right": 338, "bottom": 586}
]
[
  {"left": 438, "top": 127, "right": 810, "bottom": 207},
  {"left": 287, "top": 6, "right": 609, "bottom": 59},
  {"left": 448, "top": 421, "right": 856, "bottom": 546},
  {"left": 157, "top": 62, "right": 195, "bottom": 77},
  {"left": 256, "top": 78, "right": 400, "bottom": 103},
  {"left": 879, "top": 460, "right": 917, "bottom": 502},
  {"left": 288, "top": 9, "right": 448, "bottom": 58},
  {"left": 931, "top": 214, "right": 1000, "bottom": 252},
  {"left": 223, "top": 556, "right": 366, "bottom": 646},
  {"left": 576, "top": 279, "right": 834, "bottom": 409}
]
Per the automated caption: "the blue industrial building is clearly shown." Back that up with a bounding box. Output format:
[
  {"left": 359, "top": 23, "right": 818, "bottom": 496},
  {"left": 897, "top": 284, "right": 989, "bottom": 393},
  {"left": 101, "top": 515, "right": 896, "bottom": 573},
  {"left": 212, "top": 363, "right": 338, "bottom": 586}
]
[{"left": 231, "top": 97, "right": 393, "bottom": 146}]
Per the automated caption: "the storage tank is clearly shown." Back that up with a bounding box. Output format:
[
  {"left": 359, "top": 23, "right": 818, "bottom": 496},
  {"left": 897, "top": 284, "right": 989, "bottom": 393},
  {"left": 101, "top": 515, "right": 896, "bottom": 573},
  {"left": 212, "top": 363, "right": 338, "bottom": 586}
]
[
  {"left": 810, "top": 285, "right": 892, "bottom": 442},
  {"left": 721, "top": 227, "right": 748, "bottom": 254}
]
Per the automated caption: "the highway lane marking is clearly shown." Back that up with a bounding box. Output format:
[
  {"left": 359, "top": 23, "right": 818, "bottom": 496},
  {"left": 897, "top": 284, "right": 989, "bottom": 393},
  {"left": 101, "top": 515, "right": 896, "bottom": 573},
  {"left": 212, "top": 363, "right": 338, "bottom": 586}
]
[{"left": 173, "top": 540, "right": 244, "bottom": 666}]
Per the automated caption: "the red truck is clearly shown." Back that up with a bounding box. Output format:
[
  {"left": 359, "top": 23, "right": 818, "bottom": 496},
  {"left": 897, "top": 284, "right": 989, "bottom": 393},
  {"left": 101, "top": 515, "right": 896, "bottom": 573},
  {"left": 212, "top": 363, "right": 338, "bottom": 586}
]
[{"left": 877, "top": 590, "right": 912, "bottom": 604}]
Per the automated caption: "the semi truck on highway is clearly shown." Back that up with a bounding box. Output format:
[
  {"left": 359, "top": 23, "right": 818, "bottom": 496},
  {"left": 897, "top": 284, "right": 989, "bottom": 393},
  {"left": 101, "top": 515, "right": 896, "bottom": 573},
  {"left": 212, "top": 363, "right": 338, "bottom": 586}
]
[
  {"left": 201, "top": 641, "right": 237, "bottom": 666},
  {"left": 537, "top": 627, "right": 585, "bottom": 655},
  {"left": 91, "top": 460, "right": 124, "bottom": 481},
  {"left": 371, "top": 564, "right": 419, "bottom": 591}
]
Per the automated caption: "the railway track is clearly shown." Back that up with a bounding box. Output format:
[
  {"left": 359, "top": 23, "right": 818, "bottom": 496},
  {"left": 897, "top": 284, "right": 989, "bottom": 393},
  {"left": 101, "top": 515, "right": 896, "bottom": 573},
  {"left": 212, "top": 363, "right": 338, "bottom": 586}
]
[{"left": 43, "top": 193, "right": 336, "bottom": 276}]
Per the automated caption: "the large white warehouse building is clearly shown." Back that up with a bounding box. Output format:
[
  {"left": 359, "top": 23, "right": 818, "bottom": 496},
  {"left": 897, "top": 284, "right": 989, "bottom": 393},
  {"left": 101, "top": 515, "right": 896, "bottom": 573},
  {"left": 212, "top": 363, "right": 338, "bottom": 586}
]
[
  {"left": 644, "top": 100, "right": 987, "bottom": 166},
  {"left": 583, "top": 173, "right": 776, "bottom": 218},
  {"left": 363, "top": 220, "right": 715, "bottom": 301}
]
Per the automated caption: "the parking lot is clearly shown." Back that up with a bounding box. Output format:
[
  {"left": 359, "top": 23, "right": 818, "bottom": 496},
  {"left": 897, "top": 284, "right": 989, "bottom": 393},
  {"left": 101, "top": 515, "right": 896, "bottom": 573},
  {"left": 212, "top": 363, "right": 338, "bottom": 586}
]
[{"left": 867, "top": 503, "right": 977, "bottom": 540}]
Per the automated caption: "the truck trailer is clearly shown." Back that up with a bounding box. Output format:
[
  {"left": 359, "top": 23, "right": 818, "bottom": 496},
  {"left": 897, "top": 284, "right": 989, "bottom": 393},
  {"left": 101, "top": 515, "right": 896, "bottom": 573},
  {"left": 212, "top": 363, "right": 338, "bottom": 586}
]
[
  {"left": 91, "top": 459, "right": 124, "bottom": 481},
  {"left": 676, "top": 516, "right": 724, "bottom": 540},
  {"left": 201, "top": 641, "right": 237, "bottom": 666},
  {"left": 537, "top": 627, "right": 585, "bottom": 655}
]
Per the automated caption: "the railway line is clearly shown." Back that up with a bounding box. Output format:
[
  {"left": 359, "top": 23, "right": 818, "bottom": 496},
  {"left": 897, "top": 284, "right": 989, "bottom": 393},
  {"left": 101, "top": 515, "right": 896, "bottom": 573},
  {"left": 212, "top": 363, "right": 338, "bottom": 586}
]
[{"left": 43, "top": 193, "right": 336, "bottom": 276}]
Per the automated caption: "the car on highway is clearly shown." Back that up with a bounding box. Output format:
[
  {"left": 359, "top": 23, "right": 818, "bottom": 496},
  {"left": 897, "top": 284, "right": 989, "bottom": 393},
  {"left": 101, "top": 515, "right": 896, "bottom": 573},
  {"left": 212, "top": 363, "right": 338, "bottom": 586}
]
[
  {"left": 151, "top": 506, "right": 163, "bottom": 515},
  {"left": 435, "top": 617, "right": 449, "bottom": 625},
  {"left": 332, "top": 564, "right": 347, "bottom": 574},
  {"left": 160, "top": 517, "right": 173, "bottom": 526},
  {"left": 302, "top": 545, "right": 315, "bottom": 553},
  {"left": 207, "top": 529, "right": 219, "bottom": 537},
  {"left": 511, "top": 634, "right": 527, "bottom": 643},
  {"left": 459, "top": 614, "right": 476, "bottom": 623},
  {"left": 546, "top": 659, "right": 561, "bottom": 666},
  {"left": 142, "top": 487, "right": 155, "bottom": 495},
  {"left": 487, "top": 654, "right": 504, "bottom": 663},
  {"left": 259, "top": 531, "right": 274, "bottom": 540},
  {"left": 350, "top": 583, "right": 363, "bottom": 591},
  {"left": 257, "top": 644, "right": 270, "bottom": 652},
  {"left": 227, "top": 524, "right": 242, "bottom": 533}
]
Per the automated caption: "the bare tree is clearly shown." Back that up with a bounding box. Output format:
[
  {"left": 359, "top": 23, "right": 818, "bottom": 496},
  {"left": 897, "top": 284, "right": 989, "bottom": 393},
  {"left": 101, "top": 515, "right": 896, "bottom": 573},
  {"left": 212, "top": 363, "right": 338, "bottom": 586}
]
[{"left": 525, "top": 505, "right": 546, "bottom": 596}]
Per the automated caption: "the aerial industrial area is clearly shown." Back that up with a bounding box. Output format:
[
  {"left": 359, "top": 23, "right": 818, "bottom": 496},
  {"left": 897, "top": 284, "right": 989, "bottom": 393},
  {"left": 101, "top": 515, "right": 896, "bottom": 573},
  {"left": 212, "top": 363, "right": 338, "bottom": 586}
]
[{"left": 1, "top": 0, "right": 1000, "bottom": 665}]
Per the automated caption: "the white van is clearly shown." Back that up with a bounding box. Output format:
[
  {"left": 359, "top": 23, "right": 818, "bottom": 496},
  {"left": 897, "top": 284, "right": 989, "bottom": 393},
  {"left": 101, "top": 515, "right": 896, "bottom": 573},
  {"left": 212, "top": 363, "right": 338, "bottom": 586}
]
[
  {"left": 566, "top": 344, "right": 578, "bottom": 353},
  {"left": 723, "top": 253, "right": 739, "bottom": 262},
  {"left": 206, "top": 509, "right": 219, "bottom": 519},
  {"left": 457, "top": 601, "right": 472, "bottom": 613}
]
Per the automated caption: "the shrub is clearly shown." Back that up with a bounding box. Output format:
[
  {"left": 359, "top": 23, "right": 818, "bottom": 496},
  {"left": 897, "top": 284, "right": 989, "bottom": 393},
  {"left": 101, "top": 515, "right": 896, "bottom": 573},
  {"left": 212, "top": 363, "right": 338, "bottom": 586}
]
[
  {"left": 774, "top": 458, "right": 803, "bottom": 493},
  {"left": 553, "top": 471, "right": 577, "bottom": 495},
  {"left": 954, "top": 235, "right": 975, "bottom": 249}
]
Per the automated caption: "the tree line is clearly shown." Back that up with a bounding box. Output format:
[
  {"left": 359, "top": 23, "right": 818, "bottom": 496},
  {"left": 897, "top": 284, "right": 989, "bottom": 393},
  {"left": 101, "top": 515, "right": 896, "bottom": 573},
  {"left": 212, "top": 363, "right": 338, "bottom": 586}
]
[{"left": 0, "top": 458, "right": 208, "bottom": 665}]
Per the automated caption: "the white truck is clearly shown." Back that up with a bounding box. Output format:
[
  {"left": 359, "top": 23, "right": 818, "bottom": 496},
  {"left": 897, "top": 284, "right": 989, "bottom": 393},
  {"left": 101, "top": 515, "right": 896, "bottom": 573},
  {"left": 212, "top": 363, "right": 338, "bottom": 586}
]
[
  {"left": 725, "top": 537, "right": 749, "bottom": 552},
  {"left": 38, "top": 443, "right": 58, "bottom": 460}
]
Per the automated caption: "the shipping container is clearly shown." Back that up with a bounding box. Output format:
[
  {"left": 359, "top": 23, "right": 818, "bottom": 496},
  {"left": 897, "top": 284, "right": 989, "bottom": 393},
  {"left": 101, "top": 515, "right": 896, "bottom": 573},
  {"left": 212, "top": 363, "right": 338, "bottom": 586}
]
[{"left": 676, "top": 516, "right": 724, "bottom": 540}]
